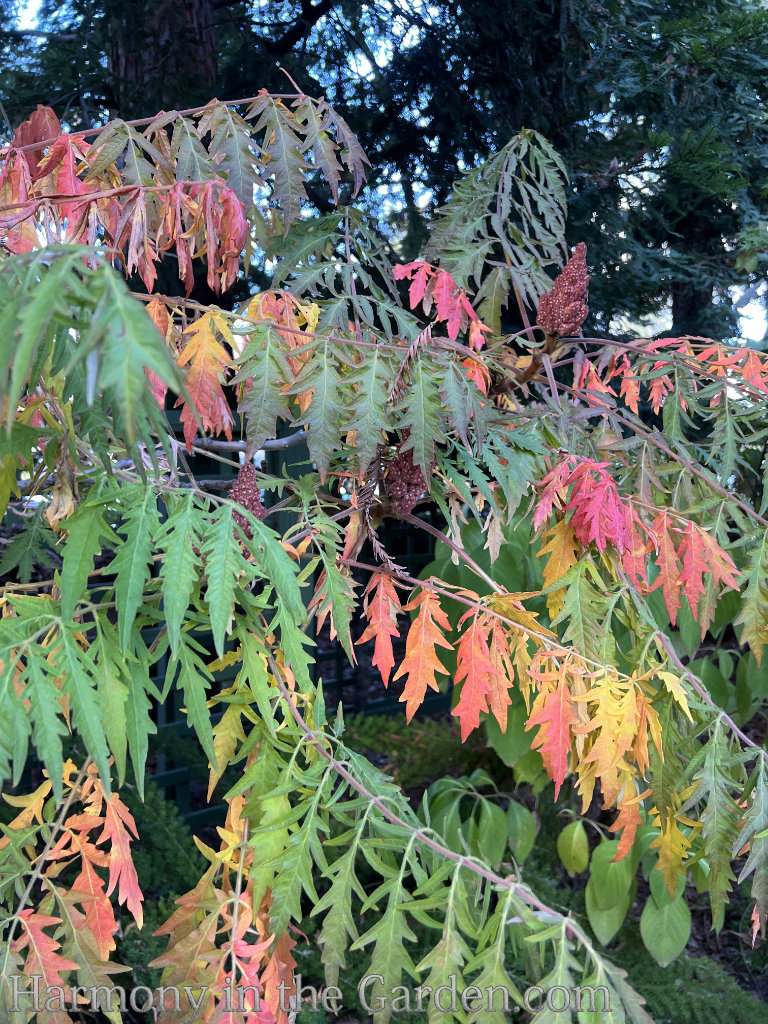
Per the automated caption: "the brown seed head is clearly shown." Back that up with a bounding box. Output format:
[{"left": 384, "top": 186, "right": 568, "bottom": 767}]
[
  {"left": 230, "top": 462, "right": 267, "bottom": 538},
  {"left": 537, "top": 242, "right": 589, "bottom": 338}
]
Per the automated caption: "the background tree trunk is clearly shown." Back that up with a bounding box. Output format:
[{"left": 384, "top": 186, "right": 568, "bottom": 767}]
[{"left": 106, "top": 0, "right": 217, "bottom": 117}]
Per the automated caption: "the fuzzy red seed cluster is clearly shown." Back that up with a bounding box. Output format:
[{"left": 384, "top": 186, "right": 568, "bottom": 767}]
[
  {"left": 230, "top": 462, "right": 267, "bottom": 537},
  {"left": 537, "top": 242, "right": 589, "bottom": 338}
]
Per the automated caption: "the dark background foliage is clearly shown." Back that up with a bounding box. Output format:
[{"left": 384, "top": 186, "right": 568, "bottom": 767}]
[{"left": 2, "top": 0, "right": 768, "bottom": 340}]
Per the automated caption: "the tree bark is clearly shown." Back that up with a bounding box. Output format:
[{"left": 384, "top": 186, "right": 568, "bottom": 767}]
[{"left": 106, "top": 0, "right": 217, "bottom": 118}]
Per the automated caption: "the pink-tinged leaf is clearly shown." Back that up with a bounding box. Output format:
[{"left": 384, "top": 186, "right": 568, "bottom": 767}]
[
  {"left": 12, "top": 910, "right": 80, "bottom": 988},
  {"left": 11, "top": 104, "right": 62, "bottom": 178},
  {"left": 676, "top": 521, "right": 708, "bottom": 619},
  {"left": 460, "top": 355, "right": 491, "bottom": 395},
  {"left": 100, "top": 794, "right": 144, "bottom": 930},
  {"left": 71, "top": 860, "right": 119, "bottom": 960},
  {"left": 649, "top": 372, "right": 673, "bottom": 414},
  {"left": 565, "top": 459, "right": 632, "bottom": 553},
  {"left": 468, "top": 317, "right": 492, "bottom": 351},
  {"left": 622, "top": 511, "right": 650, "bottom": 590},
  {"left": 532, "top": 456, "right": 578, "bottom": 531},
  {"left": 175, "top": 315, "right": 235, "bottom": 451},
  {"left": 409, "top": 263, "right": 432, "bottom": 308},
  {"left": 525, "top": 675, "right": 577, "bottom": 798}
]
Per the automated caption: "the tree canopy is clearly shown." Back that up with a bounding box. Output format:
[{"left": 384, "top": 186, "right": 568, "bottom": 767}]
[{"left": 2, "top": 0, "right": 768, "bottom": 338}]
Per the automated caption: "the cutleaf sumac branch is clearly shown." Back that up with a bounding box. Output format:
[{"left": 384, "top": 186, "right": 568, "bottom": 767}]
[{"left": 1, "top": 90, "right": 767, "bottom": 1024}]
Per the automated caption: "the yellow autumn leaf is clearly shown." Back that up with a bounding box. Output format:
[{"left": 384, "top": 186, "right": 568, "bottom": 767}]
[{"left": 658, "top": 670, "right": 693, "bottom": 721}]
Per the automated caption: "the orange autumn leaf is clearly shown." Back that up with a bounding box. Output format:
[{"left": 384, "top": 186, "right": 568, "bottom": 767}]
[
  {"left": 452, "top": 611, "right": 505, "bottom": 740},
  {"left": 393, "top": 588, "right": 453, "bottom": 722},
  {"left": 11, "top": 910, "right": 80, "bottom": 989},
  {"left": 648, "top": 371, "right": 673, "bottom": 413},
  {"left": 525, "top": 673, "right": 577, "bottom": 798},
  {"left": 357, "top": 572, "right": 402, "bottom": 687},
  {"left": 609, "top": 780, "right": 652, "bottom": 861},
  {"left": 649, "top": 510, "right": 682, "bottom": 624},
  {"left": 175, "top": 312, "right": 235, "bottom": 451},
  {"left": 100, "top": 793, "right": 144, "bottom": 930}
]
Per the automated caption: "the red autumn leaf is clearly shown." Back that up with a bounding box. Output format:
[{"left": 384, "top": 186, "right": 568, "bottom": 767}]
[
  {"left": 676, "top": 520, "right": 708, "bottom": 619},
  {"left": 100, "top": 793, "right": 144, "bottom": 930},
  {"left": 648, "top": 510, "right": 682, "bottom": 625},
  {"left": 145, "top": 297, "right": 173, "bottom": 407},
  {"left": 565, "top": 459, "right": 632, "bottom": 553},
  {"left": 574, "top": 360, "right": 616, "bottom": 408},
  {"left": 621, "top": 511, "right": 650, "bottom": 590},
  {"left": 11, "top": 104, "right": 62, "bottom": 178},
  {"left": 432, "top": 270, "right": 463, "bottom": 340},
  {"left": 357, "top": 572, "right": 402, "bottom": 687},
  {"left": 452, "top": 611, "right": 504, "bottom": 741},
  {"left": 175, "top": 315, "right": 235, "bottom": 451},
  {"left": 678, "top": 520, "right": 740, "bottom": 637},
  {"left": 392, "top": 588, "right": 453, "bottom": 721},
  {"left": 394, "top": 260, "right": 432, "bottom": 308},
  {"left": 525, "top": 674, "right": 577, "bottom": 798},
  {"left": 125, "top": 190, "right": 159, "bottom": 292}
]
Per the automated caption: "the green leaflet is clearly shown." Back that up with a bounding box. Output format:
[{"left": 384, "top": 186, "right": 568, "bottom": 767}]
[
  {"left": 734, "top": 529, "right": 768, "bottom": 665},
  {"left": 353, "top": 881, "right": 419, "bottom": 1024},
  {"left": 312, "top": 813, "right": 370, "bottom": 987},
  {"left": 734, "top": 761, "right": 768, "bottom": 930},
  {"left": 551, "top": 560, "right": 612, "bottom": 666},
  {"left": 396, "top": 355, "right": 445, "bottom": 475},
  {"left": 25, "top": 658, "right": 69, "bottom": 804},
  {"left": 171, "top": 116, "right": 216, "bottom": 183},
  {"left": 263, "top": 763, "right": 330, "bottom": 936},
  {"left": 415, "top": 869, "right": 473, "bottom": 1023},
  {"left": 201, "top": 504, "right": 251, "bottom": 658},
  {"left": 59, "top": 496, "right": 116, "bottom": 622},
  {"left": 437, "top": 355, "right": 488, "bottom": 452},
  {"left": 247, "top": 93, "right": 308, "bottom": 229},
  {"left": 111, "top": 485, "right": 160, "bottom": 649},
  {"left": 692, "top": 721, "right": 739, "bottom": 931},
  {"left": 94, "top": 626, "right": 129, "bottom": 788},
  {"left": 200, "top": 101, "right": 262, "bottom": 209},
  {"left": 123, "top": 649, "right": 158, "bottom": 801},
  {"left": 345, "top": 346, "right": 395, "bottom": 477},
  {"left": 425, "top": 130, "right": 567, "bottom": 317},
  {"left": 0, "top": 250, "right": 182, "bottom": 446},
  {"left": 286, "top": 335, "right": 345, "bottom": 482},
  {"left": 58, "top": 626, "right": 112, "bottom": 792},
  {"left": 238, "top": 627, "right": 278, "bottom": 737},
  {"left": 0, "top": 506, "right": 57, "bottom": 583},
  {"left": 249, "top": 517, "right": 306, "bottom": 625},
  {"left": 77, "top": 267, "right": 182, "bottom": 445},
  {"left": 233, "top": 323, "right": 293, "bottom": 452},
  {"left": 158, "top": 491, "right": 204, "bottom": 655},
  {"left": 293, "top": 97, "right": 344, "bottom": 203},
  {"left": 172, "top": 633, "right": 217, "bottom": 768}
]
